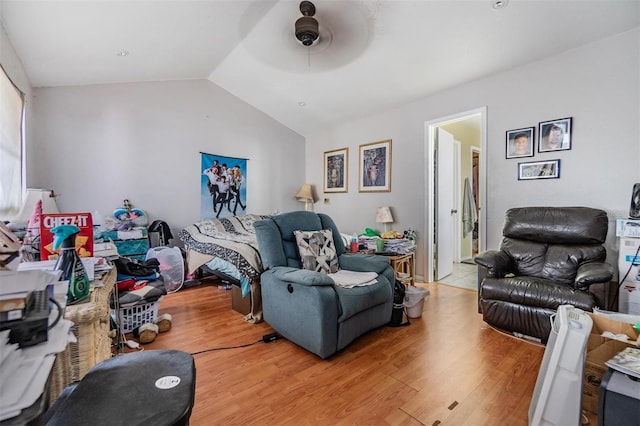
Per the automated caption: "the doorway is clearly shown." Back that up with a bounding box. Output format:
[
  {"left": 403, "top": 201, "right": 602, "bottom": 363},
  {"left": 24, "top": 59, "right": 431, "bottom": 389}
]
[{"left": 424, "top": 107, "right": 487, "bottom": 283}]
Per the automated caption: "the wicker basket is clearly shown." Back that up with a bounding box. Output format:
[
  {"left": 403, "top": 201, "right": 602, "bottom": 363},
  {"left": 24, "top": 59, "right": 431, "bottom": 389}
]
[
  {"left": 114, "top": 298, "right": 162, "bottom": 334},
  {"left": 50, "top": 267, "right": 116, "bottom": 401}
]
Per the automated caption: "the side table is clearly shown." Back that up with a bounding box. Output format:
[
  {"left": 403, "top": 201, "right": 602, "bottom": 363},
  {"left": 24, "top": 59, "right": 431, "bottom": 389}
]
[
  {"left": 49, "top": 267, "right": 116, "bottom": 401},
  {"left": 388, "top": 253, "right": 415, "bottom": 286}
]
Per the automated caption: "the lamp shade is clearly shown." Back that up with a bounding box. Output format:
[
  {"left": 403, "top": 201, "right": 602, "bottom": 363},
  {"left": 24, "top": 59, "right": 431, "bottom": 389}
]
[
  {"left": 295, "top": 184, "right": 315, "bottom": 201},
  {"left": 295, "top": 184, "right": 317, "bottom": 211},
  {"left": 376, "top": 206, "right": 394, "bottom": 223},
  {"left": 12, "top": 189, "right": 59, "bottom": 223}
]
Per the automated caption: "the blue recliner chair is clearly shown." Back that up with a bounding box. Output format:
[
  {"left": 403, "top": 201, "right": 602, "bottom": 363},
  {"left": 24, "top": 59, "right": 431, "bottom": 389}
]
[{"left": 254, "top": 211, "right": 395, "bottom": 359}]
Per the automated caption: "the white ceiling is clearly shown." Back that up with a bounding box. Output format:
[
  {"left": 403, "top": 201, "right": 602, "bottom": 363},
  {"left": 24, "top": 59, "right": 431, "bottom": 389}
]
[{"left": 1, "top": 0, "right": 638, "bottom": 136}]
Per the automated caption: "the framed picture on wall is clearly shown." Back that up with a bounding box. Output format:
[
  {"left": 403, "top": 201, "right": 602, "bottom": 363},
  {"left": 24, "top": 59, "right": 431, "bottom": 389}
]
[
  {"left": 538, "top": 117, "right": 572, "bottom": 152},
  {"left": 518, "top": 159, "right": 561, "bottom": 180},
  {"left": 506, "top": 127, "right": 534, "bottom": 159},
  {"left": 323, "top": 148, "right": 348, "bottom": 193},
  {"left": 359, "top": 139, "right": 391, "bottom": 192}
]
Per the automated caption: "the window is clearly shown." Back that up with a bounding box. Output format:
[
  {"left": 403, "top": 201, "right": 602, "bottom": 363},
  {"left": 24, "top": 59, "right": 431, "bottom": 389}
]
[{"left": 0, "top": 65, "right": 25, "bottom": 219}]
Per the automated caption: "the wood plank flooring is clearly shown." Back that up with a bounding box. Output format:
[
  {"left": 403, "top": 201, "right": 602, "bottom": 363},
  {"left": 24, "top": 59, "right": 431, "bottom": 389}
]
[{"left": 121, "top": 279, "right": 548, "bottom": 425}]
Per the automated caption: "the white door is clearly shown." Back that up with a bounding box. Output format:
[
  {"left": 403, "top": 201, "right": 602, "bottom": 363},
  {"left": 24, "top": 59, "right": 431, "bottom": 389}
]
[{"left": 436, "top": 128, "right": 455, "bottom": 280}]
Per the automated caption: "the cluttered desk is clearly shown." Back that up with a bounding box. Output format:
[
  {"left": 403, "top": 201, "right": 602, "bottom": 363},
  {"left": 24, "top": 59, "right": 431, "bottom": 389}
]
[
  {"left": 0, "top": 269, "right": 72, "bottom": 423},
  {"left": 0, "top": 236, "right": 115, "bottom": 424}
]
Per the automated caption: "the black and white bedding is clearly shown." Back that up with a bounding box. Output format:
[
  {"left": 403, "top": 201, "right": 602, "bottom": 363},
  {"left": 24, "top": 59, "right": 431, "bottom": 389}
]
[{"left": 178, "top": 214, "right": 270, "bottom": 296}]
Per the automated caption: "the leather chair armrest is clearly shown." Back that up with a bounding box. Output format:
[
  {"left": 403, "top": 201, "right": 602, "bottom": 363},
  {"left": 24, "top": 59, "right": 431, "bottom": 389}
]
[
  {"left": 574, "top": 262, "right": 614, "bottom": 289},
  {"left": 474, "top": 250, "right": 513, "bottom": 278},
  {"left": 270, "top": 267, "right": 335, "bottom": 286},
  {"left": 338, "top": 253, "right": 391, "bottom": 274}
]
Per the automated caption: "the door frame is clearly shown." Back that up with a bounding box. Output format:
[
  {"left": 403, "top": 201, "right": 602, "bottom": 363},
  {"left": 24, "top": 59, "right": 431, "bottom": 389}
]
[
  {"left": 424, "top": 106, "right": 487, "bottom": 283},
  {"left": 453, "top": 139, "right": 461, "bottom": 263}
]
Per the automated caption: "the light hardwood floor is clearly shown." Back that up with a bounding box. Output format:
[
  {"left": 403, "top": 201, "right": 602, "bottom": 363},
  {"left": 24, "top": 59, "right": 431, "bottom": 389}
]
[{"left": 123, "top": 278, "right": 547, "bottom": 425}]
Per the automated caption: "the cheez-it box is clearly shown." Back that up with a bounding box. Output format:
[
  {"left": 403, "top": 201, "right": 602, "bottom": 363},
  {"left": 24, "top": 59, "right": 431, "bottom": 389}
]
[{"left": 39, "top": 212, "right": 93, "bottom": 260}]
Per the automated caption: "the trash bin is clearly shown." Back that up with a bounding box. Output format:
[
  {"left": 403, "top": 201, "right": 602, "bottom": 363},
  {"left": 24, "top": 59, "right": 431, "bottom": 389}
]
[{"left": 404, "top": 286, "right": 430, "bottom": 318}]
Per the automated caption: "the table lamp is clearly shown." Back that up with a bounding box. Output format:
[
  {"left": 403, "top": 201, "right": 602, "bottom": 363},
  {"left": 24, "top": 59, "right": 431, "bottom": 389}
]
[
  {"left": 295, "top": 184, "right": 316, "bottom": 211},
  {"left": 376, "top": 206, "right": 394, "bottom": 233}
]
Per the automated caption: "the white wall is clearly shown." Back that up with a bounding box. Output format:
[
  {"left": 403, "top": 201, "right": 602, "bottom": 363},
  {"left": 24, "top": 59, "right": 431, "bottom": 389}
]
[
  {"left": 31, "top": 79, "right": 306, "bottom": 239},
  {"left": 306, "top": 29, "right": 640, "bottom": 278}
]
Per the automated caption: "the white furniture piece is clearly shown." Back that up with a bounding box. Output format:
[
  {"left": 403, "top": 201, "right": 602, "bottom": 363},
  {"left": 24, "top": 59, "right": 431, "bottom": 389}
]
[{"left": 528, "top": 305, "right": 592, "bottom": 426}]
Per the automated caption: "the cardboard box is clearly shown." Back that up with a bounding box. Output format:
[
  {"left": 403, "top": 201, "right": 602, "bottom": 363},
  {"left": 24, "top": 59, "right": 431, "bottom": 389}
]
[
  {"left": 231, "top": 285, "right": 251, "bottom": 315},
  {"left": 620, "top": 281, "right": 640, "bottom": 315},
  {"left": 616, "top": 219, "right": 640, "bottom": 238},
  {"left": 582, "top": 312, "right": 640, "bottom": 414},
  {"left": 619, "top": 237, "right": 640, "bottom": 269},
  {"left": 618, "top": 237, "right": 640, "bottom": 314}
]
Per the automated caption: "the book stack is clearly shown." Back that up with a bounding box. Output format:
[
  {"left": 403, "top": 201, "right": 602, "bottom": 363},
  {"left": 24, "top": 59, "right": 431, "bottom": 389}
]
[
  {"left": 358, "top": 237, "right": 415, "bottom": 254},
  {"left": 383, "top": 238, "right": 415, "bottom": 254}
]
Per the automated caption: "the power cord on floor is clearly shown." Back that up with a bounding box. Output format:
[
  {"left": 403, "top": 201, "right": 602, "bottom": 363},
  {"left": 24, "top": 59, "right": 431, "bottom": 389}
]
[{"left": 190, "top": 333, "right": 281, "bottom": 356}]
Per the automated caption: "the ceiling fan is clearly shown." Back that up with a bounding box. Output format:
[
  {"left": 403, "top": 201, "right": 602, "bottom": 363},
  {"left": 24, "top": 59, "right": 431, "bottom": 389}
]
[
  {"left": 237, "top": 0, "right": 375, "bottom": 72},
  {"left": 295, "top": 1, "right": 320, "bottom": 47}
]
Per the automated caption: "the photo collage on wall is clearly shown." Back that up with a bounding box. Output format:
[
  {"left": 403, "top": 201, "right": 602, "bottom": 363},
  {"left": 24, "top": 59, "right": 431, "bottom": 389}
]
[{"left": 506, "top": 117, "right": 572, "bottom": 181}]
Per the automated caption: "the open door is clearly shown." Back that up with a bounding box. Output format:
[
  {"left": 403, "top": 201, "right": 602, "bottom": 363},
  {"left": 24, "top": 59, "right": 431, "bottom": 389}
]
[
  {"left": 435, "top": 128, "right": 455, "bottom": 280},
  {"left": 425, "top": 107, "right": 486, "bottom": 283}
]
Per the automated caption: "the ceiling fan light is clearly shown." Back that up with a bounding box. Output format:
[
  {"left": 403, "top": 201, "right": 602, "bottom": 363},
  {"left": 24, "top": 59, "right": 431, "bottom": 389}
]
[{"left": 295, "top": 16, "right": 319, "bottom": 46}]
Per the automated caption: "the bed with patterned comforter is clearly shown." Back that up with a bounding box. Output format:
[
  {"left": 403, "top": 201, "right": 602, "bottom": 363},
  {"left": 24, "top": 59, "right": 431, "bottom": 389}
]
[{"left": 178, "top": 214, "right": 271, "bottom": 322}]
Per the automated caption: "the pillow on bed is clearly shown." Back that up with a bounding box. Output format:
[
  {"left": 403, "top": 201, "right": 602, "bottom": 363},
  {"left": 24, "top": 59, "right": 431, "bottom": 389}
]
[{"left": 294, "top": 229, "right": 340, "bottom": 274}]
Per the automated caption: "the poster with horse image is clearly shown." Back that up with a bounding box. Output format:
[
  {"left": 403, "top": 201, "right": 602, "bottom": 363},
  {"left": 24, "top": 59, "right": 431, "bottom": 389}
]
[{"left": 200, "top": 152, "right": 247, "bottom": 220}]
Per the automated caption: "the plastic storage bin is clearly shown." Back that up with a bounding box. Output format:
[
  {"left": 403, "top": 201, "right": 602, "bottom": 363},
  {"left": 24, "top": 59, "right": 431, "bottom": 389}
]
[{"left": 404, "top": 286, "right": 430, "bottom": 318}]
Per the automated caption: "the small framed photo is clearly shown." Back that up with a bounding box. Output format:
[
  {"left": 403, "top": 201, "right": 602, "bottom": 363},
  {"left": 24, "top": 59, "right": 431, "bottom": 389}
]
[
  {"left": 323, "top": 148, "right": 348, "bottom": 193},
  {"left": 538, "top": 117, "right": 572, "bottom": 152},
  {"left": 518, "top": 159, "right": 561, "bottom": 180},
  {"left": 506, "top": 127, "right": 535, "bottom": 159},
  {"left": 359, "top": 139, "right": 391, "bottom": 192}
]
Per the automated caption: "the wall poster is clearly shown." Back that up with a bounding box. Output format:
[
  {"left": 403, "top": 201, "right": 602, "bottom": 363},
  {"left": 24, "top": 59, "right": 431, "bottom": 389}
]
[{"left": 200, "top": 152, "right": 247, "bottom": 220}]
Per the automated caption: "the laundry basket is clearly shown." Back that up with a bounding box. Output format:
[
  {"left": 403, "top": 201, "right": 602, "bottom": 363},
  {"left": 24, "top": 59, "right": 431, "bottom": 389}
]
[
  {"left": 116, "top": 299, "right": 162, "bottom": 334},
  {"left": 145, "top": 246, "right": 184, "bottom": 293}
]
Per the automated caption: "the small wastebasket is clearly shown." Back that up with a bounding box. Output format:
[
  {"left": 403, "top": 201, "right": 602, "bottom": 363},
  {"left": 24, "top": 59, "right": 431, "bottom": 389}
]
[{"left": 404, "top": 286, "right": 430, "bottom": 318}]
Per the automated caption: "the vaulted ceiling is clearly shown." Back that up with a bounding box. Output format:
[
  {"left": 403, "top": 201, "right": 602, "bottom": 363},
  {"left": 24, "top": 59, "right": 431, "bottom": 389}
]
[{"left": 1, "top": 0, "right": 638, "bottom": 136}]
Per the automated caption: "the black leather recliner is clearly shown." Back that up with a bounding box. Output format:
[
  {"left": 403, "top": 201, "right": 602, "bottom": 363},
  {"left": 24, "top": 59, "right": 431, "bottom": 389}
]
[{"left": 474, "top": 207, "right": 614, "bottom": 342}]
